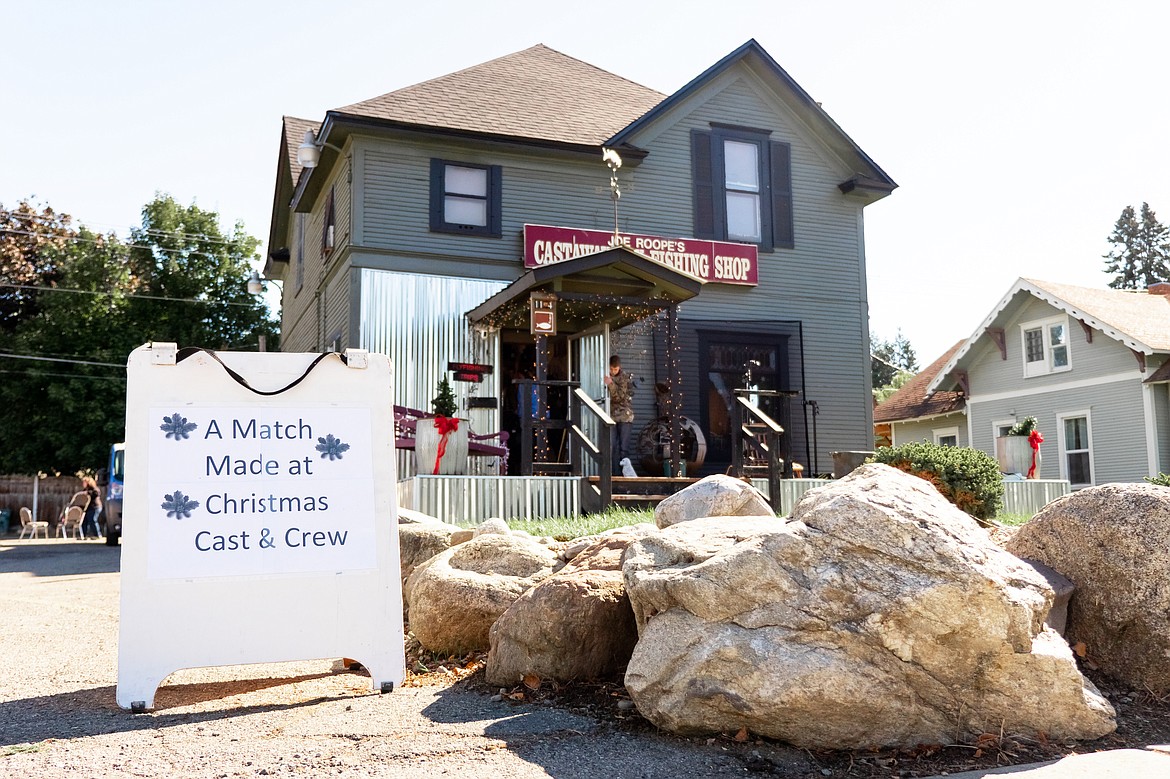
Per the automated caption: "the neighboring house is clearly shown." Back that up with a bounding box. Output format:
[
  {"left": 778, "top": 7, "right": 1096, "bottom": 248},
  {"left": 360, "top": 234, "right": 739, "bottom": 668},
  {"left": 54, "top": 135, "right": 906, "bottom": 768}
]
[
  {"left": 265, "top": 40, "right": 895, "bottom": 477},
  {"left": 874, "top": 341, "right": 967, "bottom": 448},
  {"left": 924, "top": 278, "right": 1170, "bottom": 487}
]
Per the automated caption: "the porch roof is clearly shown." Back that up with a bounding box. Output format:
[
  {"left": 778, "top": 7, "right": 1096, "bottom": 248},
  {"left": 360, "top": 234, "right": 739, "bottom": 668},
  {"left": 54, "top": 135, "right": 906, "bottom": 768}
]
[{"left": 465, "top": 246, "right": 702, "bottom": 334}]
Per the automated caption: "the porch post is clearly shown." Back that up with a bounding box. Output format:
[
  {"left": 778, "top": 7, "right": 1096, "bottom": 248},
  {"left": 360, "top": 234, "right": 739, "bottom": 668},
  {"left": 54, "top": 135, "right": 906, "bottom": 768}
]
[{"left": 668, "top": 304, "right": 682, "bottom": 478}]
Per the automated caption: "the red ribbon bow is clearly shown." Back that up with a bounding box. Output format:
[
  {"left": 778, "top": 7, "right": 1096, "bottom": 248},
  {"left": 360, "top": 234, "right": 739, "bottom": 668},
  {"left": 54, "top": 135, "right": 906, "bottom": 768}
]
[
  {"left": 1027, "top": 429, "right": 1044, "bottom": 479},
  {"left": 433, "top": 415, "right": 460, "bottom": 474}
]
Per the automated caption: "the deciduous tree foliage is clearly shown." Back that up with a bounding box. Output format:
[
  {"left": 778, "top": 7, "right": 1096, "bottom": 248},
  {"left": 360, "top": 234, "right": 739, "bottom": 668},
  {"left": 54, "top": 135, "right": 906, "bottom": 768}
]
[
  {"left": 1103, "top": 202, "right": 1170, "bottom": 289},
  {"left": 0, "top": 195, "right": 278, "bottom": 474},
  {"left": 0, "top": 200, "right": 73, "bottom": 331}
]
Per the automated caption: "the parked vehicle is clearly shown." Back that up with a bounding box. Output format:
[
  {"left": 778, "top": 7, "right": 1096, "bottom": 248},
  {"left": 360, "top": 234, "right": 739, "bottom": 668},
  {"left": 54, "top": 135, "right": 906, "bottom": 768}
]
[{"left": 98, "top": 443, "right": 125, "bottom": 545}]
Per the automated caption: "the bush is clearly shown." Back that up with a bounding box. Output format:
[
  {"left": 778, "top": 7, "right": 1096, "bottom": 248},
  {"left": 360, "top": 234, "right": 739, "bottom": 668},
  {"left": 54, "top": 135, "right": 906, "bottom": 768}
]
[
  {"left": 1145, "top": 473, "right": 1170, "bottom": 487},
  {"left": 871, "top": 442, "right": 1004, "bottom": 523}
]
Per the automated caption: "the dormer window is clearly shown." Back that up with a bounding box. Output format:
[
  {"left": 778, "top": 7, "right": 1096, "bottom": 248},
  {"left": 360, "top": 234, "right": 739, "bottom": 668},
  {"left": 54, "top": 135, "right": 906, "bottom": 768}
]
[{"left": 1021, "top": 316, "right": 1071, "bottom": 377}]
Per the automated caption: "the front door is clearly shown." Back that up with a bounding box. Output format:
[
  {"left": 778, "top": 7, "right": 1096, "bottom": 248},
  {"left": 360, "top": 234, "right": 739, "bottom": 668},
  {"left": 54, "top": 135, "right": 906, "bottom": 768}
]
[{"left": 698, "top": 331, "right": 791, "bottom": 468}]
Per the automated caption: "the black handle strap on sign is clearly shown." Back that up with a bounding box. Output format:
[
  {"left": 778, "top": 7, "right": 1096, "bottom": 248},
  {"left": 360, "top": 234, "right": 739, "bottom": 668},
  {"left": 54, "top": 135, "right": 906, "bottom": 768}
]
[{"left": 175, "top": 347, "right": 346, "bottom": 397}]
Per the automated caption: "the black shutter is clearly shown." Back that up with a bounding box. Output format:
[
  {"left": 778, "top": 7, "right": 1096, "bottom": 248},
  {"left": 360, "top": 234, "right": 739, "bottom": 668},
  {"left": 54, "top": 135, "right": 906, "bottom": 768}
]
[
  {"left": 428, "top": 159, "right": 445, "bottom": 232},
  {"left": 488, "top": 164, "right": 502, "bottom": 237},
  {"left": 691, "top": 130, "right": 716, "bottom": 239},
  {"left": 770, "top": 141, "right": 794, "bottom": 249}
]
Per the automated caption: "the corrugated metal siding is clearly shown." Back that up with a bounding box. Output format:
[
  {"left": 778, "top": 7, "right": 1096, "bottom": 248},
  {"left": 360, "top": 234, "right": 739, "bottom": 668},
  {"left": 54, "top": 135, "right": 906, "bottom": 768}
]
[
  {"left": 969, "top": 378, "right": 1150, "bottom": 483},
  {"left": 359, "top": 267, "right": 506, "bottom": 425},
  {"left": 397, "top": 475, "right": 579, "bottom": 524}
]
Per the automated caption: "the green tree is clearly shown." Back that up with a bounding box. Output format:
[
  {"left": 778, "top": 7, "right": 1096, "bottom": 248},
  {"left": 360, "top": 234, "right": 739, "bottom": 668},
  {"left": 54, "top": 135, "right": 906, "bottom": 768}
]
[
  {"left": 0, "top": 200, "right": 74, "bottom": 331},
  {"left": 871, "top": 330, "right": 918, "bottom": 389},
  {"left": 0, "top": 195, "right": 278, "bottom": 473},
  {"left": 1103, "top": 202, "right": 1170, "bottom": 289}
]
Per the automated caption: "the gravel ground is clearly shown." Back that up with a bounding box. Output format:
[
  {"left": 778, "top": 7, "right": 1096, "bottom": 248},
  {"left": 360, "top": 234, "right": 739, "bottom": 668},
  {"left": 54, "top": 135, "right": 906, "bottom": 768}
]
[{"left": 0, "top": 539, "right": 817, "bottom": 778}]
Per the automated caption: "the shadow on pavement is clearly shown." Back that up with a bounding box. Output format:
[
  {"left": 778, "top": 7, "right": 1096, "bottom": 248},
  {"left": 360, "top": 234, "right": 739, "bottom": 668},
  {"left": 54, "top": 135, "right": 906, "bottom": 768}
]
[
  {"left": 0, "top": 676, "right": 348, "bottom": 749},
  {"left": 0, "top": 539, "right": 120, "bottom": 577}
]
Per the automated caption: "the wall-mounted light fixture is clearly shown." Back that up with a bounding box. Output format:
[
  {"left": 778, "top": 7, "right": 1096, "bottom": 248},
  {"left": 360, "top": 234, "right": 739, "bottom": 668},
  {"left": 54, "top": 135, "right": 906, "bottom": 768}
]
[
  {"left": 297, "top": 129, "right": 344, "bottom": 169},
  {"left": 247, "top": 270, "right": 284, "bottom": 295}
]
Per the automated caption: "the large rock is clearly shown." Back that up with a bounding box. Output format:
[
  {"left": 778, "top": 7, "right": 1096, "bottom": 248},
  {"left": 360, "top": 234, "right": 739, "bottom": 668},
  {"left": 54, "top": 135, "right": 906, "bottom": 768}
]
[
  {"left": 485, "top": 525, "right": 653, "bottom": 687},
  {"left": 398, "top": 523, "right": 454, "bottom": 616},
  {"left": 1006, "top": 483, "right": 1170, "bottom": 693},
  {"left": 623, "top": 464, "right": 1114, "bottom": 749},
  {"left": 405, "top": 534, "right": 560, "bottom": 654},
  {"left": 654, "top": 474, "right": 774, "bottom": 529}
]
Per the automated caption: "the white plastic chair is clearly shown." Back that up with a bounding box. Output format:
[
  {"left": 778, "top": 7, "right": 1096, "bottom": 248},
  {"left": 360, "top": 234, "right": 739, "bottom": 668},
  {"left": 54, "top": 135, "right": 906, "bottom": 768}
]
[{"left": 19, "top": 507, "right": 48, "bottom": 540}]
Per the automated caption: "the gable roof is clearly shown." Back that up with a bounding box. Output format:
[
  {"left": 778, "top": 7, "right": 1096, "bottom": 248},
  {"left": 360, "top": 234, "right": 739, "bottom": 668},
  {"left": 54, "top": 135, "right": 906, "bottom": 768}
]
[
  {"left": 927, "top": 278, "right": 1170, "bottom": 394},
  {"left": 874, "top": 341, "right": 967, "bottom": 424},
  {"left": 335, "top": 44, "right": 666, "bottom": 147},
  {"left": 608, "top": 39, "right": 896, "bottom": 196}
]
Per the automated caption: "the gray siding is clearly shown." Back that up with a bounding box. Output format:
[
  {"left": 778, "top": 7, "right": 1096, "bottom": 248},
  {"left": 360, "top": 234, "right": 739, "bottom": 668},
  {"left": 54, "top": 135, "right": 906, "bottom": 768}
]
[
  {"left": 890, "top": 413, "right": 969, "bottom": 448},
  {"left": 970, "top": 296, "right": 1142, "bottom": 398},
  {"left": 969, "top": 378, "right": 1150, "bottom": 484},
  {"left": 326, "top": 58, "right": 875, "bottom": 475}
]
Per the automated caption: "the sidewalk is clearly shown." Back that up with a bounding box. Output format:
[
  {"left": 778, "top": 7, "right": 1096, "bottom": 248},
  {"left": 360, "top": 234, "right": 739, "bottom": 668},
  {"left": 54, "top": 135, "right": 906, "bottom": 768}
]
[{"left": 926, "top": 745, "right": 1170, "bottom": 778}]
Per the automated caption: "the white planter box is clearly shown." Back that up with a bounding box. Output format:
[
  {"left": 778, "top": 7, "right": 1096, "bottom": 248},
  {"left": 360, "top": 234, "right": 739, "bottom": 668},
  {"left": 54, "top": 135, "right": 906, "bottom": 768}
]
[
  {"left": 415, "top": 419, "right": 469, "bottom": 475},
  {"left": 996, "top": 435, "right": 1035, "bottom": 476}
]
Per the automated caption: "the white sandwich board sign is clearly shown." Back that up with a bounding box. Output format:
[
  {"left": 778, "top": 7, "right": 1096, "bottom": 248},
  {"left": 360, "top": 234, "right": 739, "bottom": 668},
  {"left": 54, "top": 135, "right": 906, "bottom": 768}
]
[{"left": 117, "top": 343, "right": 404, "bottom": 710}]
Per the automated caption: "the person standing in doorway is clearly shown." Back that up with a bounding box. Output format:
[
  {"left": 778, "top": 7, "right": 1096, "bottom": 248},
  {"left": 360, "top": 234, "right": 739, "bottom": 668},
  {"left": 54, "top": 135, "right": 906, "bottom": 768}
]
[{"left": 604, "top": 355, "right": 635, "bottom": 476}]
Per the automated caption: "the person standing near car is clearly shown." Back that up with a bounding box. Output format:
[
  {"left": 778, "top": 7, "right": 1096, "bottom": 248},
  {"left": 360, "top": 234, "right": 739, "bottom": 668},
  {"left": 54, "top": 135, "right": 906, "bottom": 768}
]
[
  {"left": 604, "top": 355, "right": 635, "bottom": 476},
  {"left": 80, "top": 476, "right": 102, "bottom": 539}
]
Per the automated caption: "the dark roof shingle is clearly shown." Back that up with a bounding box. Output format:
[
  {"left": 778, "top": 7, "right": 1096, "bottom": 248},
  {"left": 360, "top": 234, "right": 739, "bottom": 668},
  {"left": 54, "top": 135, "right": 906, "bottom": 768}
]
[
  {"left": 335, "top": 44, "right": 666, "bottom": 146},
  {"left": 874, "top": 341, "right": 967, "bottom": 424}
]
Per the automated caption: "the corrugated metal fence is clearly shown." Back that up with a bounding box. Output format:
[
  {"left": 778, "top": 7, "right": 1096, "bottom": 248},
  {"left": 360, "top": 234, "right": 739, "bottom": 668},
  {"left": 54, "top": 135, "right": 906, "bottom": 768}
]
[
  {"left": 398, "top": 475, "right": 579, "bottom": 524},
  {"left": 396, "top": 475, "right": 1072, "bottom": 524}
]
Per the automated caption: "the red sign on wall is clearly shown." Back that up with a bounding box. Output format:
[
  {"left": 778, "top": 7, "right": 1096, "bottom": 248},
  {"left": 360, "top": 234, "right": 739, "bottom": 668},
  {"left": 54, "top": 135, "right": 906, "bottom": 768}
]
[{"left": 523, "top": 224, "right": 758, "bottom": 286}]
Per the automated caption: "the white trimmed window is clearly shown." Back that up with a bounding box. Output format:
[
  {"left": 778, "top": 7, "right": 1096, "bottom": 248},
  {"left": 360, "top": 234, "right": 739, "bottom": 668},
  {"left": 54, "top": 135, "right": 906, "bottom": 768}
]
[
  {"left": 1021, "top": 316, "right": 1071, "bottom": 377},
  {"left": 993, "top": 420, "right": 1015, "bottom": 438},
  {"left": 933, "top": 427, "right": 959, "bottom": 447},
  {"left": 1057, "top": 411, "right": 1093, "bottom": 487}
]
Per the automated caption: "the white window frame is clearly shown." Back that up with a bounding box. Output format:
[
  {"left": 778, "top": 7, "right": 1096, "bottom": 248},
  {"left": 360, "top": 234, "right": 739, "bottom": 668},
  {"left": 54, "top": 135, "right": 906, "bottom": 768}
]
[
  {"left": 1056, "top": 409, "right": 1094, "bottom": 488},
  {"left": 992, "top": 419, "right": 1016, "bottom": 439},
  {"left": 933, "top": 426, "right": 959, "bottom": 447},
  {"left": 1020, "top": 315, "right": 1072, "bottom": 378}
]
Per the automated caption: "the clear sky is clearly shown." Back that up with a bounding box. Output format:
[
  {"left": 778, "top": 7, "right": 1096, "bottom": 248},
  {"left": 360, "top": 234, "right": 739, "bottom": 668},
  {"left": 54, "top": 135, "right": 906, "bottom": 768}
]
[{"left": 4, "top": 0, "right": 1168, "bottom": 366}]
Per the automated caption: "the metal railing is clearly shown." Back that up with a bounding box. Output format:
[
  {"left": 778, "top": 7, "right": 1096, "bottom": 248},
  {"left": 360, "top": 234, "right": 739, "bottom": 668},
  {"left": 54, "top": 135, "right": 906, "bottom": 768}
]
[
  {"left": 569, "top": 386, "right": 614, "bottom": 510},
  {"left": 730, "top": 393, "right": 786, "bottom": 512}
]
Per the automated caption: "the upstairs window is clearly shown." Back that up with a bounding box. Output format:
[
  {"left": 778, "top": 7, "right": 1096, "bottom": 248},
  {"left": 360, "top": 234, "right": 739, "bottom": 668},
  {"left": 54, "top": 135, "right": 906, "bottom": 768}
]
[
  {"left": 321, "top": 186, "right": 336, "bottom": 258},
  {"left": 692, "top": 126, "right": 793, "bottom": 251},
  {"left": 430, "top": 159, "right": 502, "bottom": 237},
  {"left": 1021, "top": 316, "right": 1071, "bottom": 377}
]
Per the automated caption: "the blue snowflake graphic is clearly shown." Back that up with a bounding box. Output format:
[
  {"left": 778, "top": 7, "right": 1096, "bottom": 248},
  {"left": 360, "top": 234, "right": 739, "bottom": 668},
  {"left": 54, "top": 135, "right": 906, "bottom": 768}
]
[
  {"left": 161, "top": 490, "right": 200, "bottom": 519},
  {"left": 316, "top": 434, "right": 351, "bottom": 461},
  {"left": 160, "top": 413, "right": 198, "bottom": 441}
]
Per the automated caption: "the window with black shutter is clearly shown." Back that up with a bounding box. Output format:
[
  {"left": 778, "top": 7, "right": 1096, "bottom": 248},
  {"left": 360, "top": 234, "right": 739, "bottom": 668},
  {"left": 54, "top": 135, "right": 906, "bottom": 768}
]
[
  {"left": 429, "top": 159, "right": 503, "bottom": 237},
  {"left": 691, "top": 126, "right": 794, "bottom": 251}
]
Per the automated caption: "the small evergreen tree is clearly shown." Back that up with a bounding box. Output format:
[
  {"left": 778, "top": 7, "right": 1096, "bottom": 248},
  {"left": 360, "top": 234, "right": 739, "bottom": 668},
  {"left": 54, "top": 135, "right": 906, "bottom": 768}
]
[
  {"left": 871, "top": 330, "right": 919, "bottom": 389},
  {"left": 432, "top": 374, "right": 458, "bottom": 417},
  {"left": 1103, "top": 202, "right": 1170, "bottom": 289}
]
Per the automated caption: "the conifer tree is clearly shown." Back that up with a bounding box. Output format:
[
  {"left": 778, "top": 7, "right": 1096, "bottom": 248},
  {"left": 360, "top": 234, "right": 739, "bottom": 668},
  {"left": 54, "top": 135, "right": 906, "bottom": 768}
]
[{"left": 1104, "top": 202, "right": 1170, "bottom": 289}]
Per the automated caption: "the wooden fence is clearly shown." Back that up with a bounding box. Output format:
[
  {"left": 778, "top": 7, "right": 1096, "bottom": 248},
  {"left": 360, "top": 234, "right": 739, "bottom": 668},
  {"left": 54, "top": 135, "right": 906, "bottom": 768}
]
[{"left": 0, "top": 475, "right": 84, "bottom": 530}]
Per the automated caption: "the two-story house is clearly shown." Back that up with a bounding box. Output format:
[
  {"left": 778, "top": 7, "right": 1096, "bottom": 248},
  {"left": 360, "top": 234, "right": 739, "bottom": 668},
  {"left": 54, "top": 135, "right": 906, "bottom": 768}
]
[
  {"left": 265, "top": 40, "right": 895, "bottom": 478},
  {"left": 920, "top": 278, "right": 1170, "bottom": 487}
]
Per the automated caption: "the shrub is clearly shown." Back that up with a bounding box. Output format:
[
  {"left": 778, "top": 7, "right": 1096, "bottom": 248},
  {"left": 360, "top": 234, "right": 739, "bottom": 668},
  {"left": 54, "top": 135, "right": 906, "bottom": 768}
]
[
  {"left": 1145, "top": 473, "right": 1170, "bottom": 487},
  {"left": 871, "top": 441, "right": 1004, "bottom": 523}
]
